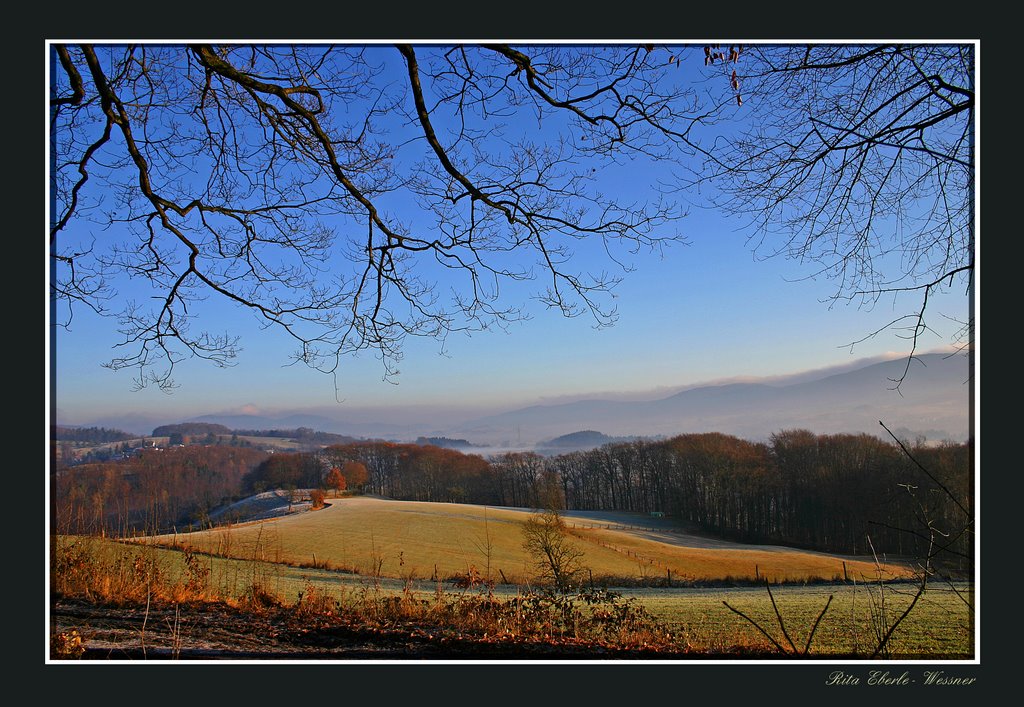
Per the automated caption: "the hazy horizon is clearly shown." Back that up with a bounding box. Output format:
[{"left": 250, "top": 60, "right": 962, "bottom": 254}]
[
  {"left": 53, "top": 348, "right": 972, "bottom": 446},
  {"left": 51, "top": 348, "right": 919, "bottom": 428},
  {"left": 48, "top": 43, "right": 974, "bottom": 447}
]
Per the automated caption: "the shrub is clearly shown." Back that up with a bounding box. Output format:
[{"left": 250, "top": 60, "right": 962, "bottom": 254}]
[
  {"left": 310, "top": 488, "right": 326, "bottom": 509},
  {"left": 51, "top": 630, "right": 85, "bottom": 659}
]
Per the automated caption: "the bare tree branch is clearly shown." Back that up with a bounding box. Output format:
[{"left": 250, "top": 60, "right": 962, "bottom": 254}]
[
  {"left": 686, "top": 44, "right": 975, "bottom": 389},
  {"left": 50, "top": 43, "right": 703, "bottom": 392}
]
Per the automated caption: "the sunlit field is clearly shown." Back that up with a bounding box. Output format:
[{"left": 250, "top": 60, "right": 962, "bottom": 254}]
[
  {"left": 54, "top": 535, "right": 972, "bottom": 658},
  {"left": 140, "top": 496, "right": 911, "bottom": 585}
]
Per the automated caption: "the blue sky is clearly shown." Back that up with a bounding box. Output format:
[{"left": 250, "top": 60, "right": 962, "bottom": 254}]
[
  {"left": 52, "top": 203, "right": 969, "bottom": 425},
  {"left": 49, "top": 43, "right": 974, "bottom": 428}
]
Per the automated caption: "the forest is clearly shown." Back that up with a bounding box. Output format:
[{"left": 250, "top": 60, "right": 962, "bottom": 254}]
[
  {"left": 52, "top": 426, "right": 135, "bottom": 444},
  {"left": 51, "top": 428, "right": 972, "bottom": 568}
]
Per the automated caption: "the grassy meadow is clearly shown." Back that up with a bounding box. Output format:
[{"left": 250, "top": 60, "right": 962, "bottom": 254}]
[
  {"left": 52, "top": 496, "right": 973, "bottom": 658},
  {"left": 633, "top": 583, "right": 974, "bottom": 657},
  {"left": 52, "top": 534, "right": 973, "bottom": 658},
  {"left": 140, "top": 496, "right": 911, "bottom": 585}
]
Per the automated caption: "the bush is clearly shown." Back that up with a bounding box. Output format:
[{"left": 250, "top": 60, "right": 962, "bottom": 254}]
[
  {"left": 310, "top": 488, "right": 326, "bottom": 509},
  {"left": 51, "top": 630, "right": 85, "bottom": 659}
]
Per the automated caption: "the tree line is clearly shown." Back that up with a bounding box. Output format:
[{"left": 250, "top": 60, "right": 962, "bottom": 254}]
[
  {"left": 51, "top": 445, "right": 267, "bottom": 536},
  {"left": 244, "top": 442, "right": 492, "bottom": 505},
  {"left": 51, "top": 430, "right": 972, "bottom": 566},
  {"left": 152, "top": 422, "right": 232, "bottom": 437},
  {"left": 52, "top": 426, "right": 135, "bottom": 444},
  {"left": 231, "top": 427, "right": 358, "bottom": 444},
  {"left": 242, "top": 432, "right": 972, "bottom": 563},
  {"left": 545, "top": 431, "right": 972, "bottom": 563}
]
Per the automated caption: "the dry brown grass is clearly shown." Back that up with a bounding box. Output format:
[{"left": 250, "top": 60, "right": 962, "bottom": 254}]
[
  {"left": 51, "top": 535, "right": 687, "bottom": 655},
  {"left": 139, "top": 497, "right": 912, "bottom": 584},
  {"left": 575, "top": 526, "right": 909, "bottom": 583},
  {"left": 51, "top": 536, "right": 221, "bottom": 605},
  {"left": 50, "top": 535, "right": 969, "bottom": 658}
]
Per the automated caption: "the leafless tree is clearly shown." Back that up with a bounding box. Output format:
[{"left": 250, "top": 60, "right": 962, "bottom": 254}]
[
  {"left": 521, "top": 509, "right": 585, "bottom": 592},
  {"left": 50, "top": 43, "right": 717, "bottom": 392},
  {"left": 691, "top": 43, "right": 975, "bottom": 388},
  {"left": 50, "top": 43, "right": 975, "bottom": 395}
]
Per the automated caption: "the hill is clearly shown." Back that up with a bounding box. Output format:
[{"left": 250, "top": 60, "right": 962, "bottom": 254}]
[
  {"left": 415, "top": 436, "right": 478, "bottom": 449},
  {"left": 534, "top": 430, "right": 643, "bottom": 453},
  {"left": 60, "top": 352, "right": 972, "bottom": 446},
  {"left": 152, "top": 422, "right": 232, "bottom": 437},
  {"left": 459, "top": 353, "right": 971, "bottom": 444},
  {"left": 52, "top": 425, "right": 134, "bottom": 444},
  {"left": 143, "top": 496, "right": 910, "bottom": 585}
]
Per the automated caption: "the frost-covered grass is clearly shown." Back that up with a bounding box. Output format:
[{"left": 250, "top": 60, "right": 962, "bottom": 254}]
[
  {"left": 633, "top": 582, "right": 974, "bottom": 657},
  {"left": 142, "top": 496, "right": 909, "bottom": 585},
  {"left": 53, "top": 535, "right": 973, "bottom": 658}
]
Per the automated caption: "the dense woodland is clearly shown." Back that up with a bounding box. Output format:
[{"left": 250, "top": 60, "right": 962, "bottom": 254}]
[
  {"left": 52, "top": 426, "right": 135, "bottom": 444},
  {"left": 51, "top": 429, "right": 972, "bottom": 567},
  {"left": 151, "top": 423, "right": 232, "bottom": 438},
  {"left": 231, "top": 427, "right": 358, "bottom": 444},
  {"left": 52, "top": 446, "right": 267, "bottom": 536}
]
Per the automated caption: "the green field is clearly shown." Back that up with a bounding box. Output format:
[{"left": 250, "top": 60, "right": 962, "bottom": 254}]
[
  {"left": 632, "top": 583, "right": 973, "bottom": 657},
  {"left": 72, "top": 495, "right": 969, "bottom": 658},
  {"left": 141, "top": 497, "right": 910, "bottom": 585},
  {"left": 54, "top": 536, "right": 974, "bottom": 658}
]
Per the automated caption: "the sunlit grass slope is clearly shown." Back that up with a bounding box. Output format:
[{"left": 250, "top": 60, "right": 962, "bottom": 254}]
[{"left": 145, "top": 497, "right": 911, "bottom": 584}]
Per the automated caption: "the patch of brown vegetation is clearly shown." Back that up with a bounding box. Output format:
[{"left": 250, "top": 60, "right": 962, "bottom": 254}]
[{"left": 51, "top": 595, "right": 794, "bottom": 660}]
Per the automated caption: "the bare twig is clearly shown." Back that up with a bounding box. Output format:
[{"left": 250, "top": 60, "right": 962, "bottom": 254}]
[
  {"left": 803, "top": 594, "right": 833, "bottom": 655},
  {"left": 870, "top": 575, "right": 927, "bottom": 659},
  {"left": 764, "top": 579, "right": 798, "bottom": 654},
  {"left": 879, "top": 420, "right": 971, "bottom": 517},
  {"left": 140, "top": 588, "right": 150, "bottom": 659},
  {"left": 721, "top": 600, "right": 788, "bottom": 654}
]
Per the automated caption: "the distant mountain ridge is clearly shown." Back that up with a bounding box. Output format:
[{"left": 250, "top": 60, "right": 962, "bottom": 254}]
[
  {"left": 186, "top": 413, "right": 415, "bottom": 440},
  {"left": 457, "top": 353, "right": 972, "bottom": 445},
  {"left": 535, "top": 430, "right": 647, "bottom": 453},
  {"left": 60, "top": 352, "right": 972, "bottom": 445}
]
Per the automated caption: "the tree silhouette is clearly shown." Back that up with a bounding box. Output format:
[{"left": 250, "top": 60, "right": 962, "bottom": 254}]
[
  {"left": 50, "top": 42, "right": 975, "bottom": 392},
  {"left": 50, "top": 43, "right": 706, "bottom": 391},
  {"left": 693, "top": 44, "right": 974, "bottom": 385},
  {"left": 521, "top": 508, "right": 585, "bottom": 592}
]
